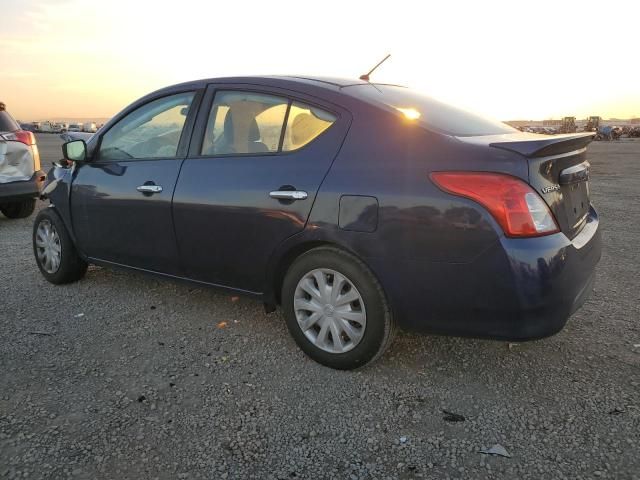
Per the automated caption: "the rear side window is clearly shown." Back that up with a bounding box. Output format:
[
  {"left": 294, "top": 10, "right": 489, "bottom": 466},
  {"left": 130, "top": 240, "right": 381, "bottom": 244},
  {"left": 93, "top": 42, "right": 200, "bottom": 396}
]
[
  {"left": 348, "top": 84, "right": 515, "bottom": 137},
  {"left": 201, "top": 91, "right": 336, "bottom": 156},
  {"left": 0, "top": 111, "right": 20, "bottom": 132},
  {"left": 282, "top": 102, "right": 336, "bottom": 152},
  {"left": 202, "top": 92, "right": 288, "bottom": 155}
]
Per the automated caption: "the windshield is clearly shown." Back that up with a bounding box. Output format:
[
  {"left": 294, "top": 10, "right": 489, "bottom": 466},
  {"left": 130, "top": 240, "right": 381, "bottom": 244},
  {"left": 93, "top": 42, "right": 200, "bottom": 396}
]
[{"left": 347, "top": 84, "right": 516, "bottom": 137}]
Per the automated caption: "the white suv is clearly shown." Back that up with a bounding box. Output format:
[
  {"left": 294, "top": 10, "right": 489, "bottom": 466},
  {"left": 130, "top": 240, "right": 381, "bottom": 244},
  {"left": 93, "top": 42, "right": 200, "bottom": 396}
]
[{"left": 0, "top": 102, "right": 44, "bottom": 219}]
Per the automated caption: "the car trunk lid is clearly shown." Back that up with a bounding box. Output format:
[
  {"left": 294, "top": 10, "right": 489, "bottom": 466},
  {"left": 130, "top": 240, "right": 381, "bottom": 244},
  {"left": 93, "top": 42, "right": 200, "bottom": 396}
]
[{"left": 489, "top": 132, "right": 594, "bottom": 239}]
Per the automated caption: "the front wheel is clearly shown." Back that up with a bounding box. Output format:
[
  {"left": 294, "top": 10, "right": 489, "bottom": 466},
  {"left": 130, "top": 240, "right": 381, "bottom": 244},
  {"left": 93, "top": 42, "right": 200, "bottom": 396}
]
[
  {"left": 282, "top": 247, "right": 395, "bottom": 370},
  {"left": 33, "top": 208, "right": 88, "bottom": 284}
]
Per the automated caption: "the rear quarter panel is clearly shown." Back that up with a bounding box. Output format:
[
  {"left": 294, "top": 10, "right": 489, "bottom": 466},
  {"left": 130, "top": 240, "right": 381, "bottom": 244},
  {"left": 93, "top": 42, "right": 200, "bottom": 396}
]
[
  {"left": 291, "top": 105, "right": 531, "bottom": 327},
  {"left": 306, "top": 106, "right": 528, "bottom": 262}
]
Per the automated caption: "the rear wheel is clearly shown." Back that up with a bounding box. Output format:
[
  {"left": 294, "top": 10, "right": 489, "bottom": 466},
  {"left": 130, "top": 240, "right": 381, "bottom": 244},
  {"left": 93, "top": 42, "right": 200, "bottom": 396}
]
[
  {"left": 282, "top": 247, "right": 394, "bottom": 370},
  {"left": 1, "top": 199, "right": 36, "bottom": 219},
  {"left": 33, "top": 208, "right": 88, "bottom": 284}
]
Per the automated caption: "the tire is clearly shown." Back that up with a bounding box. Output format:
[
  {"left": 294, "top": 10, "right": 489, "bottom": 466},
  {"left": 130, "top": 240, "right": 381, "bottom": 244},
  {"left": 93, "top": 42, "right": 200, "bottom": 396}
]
[
  {"left": 282, "top": 247, "right": 395, "bottom": 370},
  {"left": 33, "top": 208, "right": 88, "bottom": 284},
  {"left": 1, "top": 199, "right": 36, "bottom": 219}
]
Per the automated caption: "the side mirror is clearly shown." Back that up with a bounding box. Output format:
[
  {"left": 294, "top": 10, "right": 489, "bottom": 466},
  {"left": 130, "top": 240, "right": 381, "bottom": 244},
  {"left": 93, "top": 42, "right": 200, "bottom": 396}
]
[{"left": 62, "top": 140, "right": 87, "bottom": 162}]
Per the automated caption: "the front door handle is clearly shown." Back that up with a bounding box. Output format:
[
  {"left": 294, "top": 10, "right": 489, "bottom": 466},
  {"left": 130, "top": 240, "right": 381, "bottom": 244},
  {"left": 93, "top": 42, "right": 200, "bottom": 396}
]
[
  {"left": 137, "top": 184, "right": 163, "bottom": 194},
  {"left": 269, "top": 190, "right": 308, "bottom": 200}
]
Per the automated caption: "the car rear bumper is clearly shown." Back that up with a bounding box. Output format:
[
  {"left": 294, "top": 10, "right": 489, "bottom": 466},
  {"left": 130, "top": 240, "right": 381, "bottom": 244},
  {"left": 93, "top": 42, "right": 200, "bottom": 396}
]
[
  {"left": 0, "top": 171, "right": 46, "bottom": 202},
  {"left": 371, "top": 206, "right": 602, "bottom": 340},
  {"left": 485, "top": 207, "right": 601, "bottom": 340}
]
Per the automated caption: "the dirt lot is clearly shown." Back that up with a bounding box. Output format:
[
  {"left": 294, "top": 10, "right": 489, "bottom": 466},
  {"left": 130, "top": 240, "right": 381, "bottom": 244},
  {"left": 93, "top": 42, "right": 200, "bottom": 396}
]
[{"left": 1, "top": 135, "right": 639, "bottom": 480}]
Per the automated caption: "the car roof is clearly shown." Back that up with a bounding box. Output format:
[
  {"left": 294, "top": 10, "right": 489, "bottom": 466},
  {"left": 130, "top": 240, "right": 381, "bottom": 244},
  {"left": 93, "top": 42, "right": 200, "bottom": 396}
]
[
  {"left": 107, "top": 75, "right": 411, "bottom": 138},
  {"left": 157, "top": 75, "right": 405, "bottom": 95},
  {"left": 277, "top": 76, "right": 369, "bottom": 88}
]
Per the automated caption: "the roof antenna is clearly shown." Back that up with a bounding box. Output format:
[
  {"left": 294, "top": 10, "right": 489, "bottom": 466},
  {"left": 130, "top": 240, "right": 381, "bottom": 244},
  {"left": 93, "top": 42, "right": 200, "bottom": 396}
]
[{"left": 359, "top": 54, "right": 391, "bottom": 82}]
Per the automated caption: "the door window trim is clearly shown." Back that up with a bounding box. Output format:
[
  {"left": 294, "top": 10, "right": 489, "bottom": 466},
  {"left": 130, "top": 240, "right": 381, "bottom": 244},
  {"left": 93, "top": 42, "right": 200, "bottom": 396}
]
[
  {"left": 92, "top": 89, "right": 204, "bottom": 163},
  {"left": 188, "top": 84, "right": 345, "bottom": 160}
]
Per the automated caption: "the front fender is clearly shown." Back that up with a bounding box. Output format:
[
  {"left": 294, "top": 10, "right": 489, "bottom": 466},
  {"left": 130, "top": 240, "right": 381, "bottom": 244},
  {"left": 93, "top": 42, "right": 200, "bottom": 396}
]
[{"left": 40, "top": 163, "right": 78, "bottom": 245}]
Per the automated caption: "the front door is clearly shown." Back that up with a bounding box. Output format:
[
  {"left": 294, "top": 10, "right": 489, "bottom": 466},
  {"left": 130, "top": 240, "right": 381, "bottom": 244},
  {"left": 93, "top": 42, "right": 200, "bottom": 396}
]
[
  {"left": 70, "top": 91, "right": 199, "bottom": 274},
  {"left": 172, "top": 85, "right": 351, "bottom": 292}
]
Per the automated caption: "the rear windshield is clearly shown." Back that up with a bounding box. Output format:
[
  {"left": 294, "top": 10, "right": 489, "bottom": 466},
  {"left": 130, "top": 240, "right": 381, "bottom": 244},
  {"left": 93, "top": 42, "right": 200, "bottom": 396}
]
[
  {"left": 347, "top": 84, "right": 516, "bottom": 137},
  {"left": 0, "top": 110, "right": 20, "bottom": 132}
]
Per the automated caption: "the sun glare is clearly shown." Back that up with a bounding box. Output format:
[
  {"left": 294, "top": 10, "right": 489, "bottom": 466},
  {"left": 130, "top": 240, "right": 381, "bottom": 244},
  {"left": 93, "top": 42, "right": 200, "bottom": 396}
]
[{"left": 396, "top": 107, "right": 421, "bottom": 120}]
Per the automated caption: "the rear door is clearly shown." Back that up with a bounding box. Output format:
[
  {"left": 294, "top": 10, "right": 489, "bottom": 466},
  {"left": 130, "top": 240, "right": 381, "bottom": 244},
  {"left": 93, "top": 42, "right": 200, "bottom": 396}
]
[{"left": 172, "top": 84, "right": 351, "bottom": 292}]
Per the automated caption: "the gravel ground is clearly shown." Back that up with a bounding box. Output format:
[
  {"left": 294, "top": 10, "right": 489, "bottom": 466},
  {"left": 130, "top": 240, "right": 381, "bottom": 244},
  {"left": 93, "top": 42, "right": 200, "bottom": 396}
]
[{"left": 1, "top": 135, "right": 639, "bottom": 479}]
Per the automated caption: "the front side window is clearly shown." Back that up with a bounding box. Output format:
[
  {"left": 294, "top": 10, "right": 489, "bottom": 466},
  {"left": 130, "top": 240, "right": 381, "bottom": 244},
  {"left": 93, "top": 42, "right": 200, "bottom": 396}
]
[
  {"left": 201, "top": 91, "right": 336, "bottom": 156},
  {"left": 99, "top": 92, "right": 195, "bottom": 161}
]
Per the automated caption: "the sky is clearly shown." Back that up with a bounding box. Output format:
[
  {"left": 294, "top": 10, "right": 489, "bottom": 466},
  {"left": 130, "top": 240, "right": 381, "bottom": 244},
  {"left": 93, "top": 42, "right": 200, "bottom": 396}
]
[{"left": 1, "top": 0, "right": 638, "bottom": 121}]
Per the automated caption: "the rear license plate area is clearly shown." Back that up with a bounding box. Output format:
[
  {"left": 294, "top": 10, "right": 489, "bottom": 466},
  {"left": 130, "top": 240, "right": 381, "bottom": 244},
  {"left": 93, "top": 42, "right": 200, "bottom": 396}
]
[{"left": 563, "top": 180, "right": 590, "bottom": 229}]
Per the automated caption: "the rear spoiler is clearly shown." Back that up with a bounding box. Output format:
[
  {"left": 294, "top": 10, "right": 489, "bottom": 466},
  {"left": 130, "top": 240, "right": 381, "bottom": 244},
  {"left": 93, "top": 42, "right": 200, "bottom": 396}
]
[{"left": 490, "top": 133, "right": 595, "bottom": 158}]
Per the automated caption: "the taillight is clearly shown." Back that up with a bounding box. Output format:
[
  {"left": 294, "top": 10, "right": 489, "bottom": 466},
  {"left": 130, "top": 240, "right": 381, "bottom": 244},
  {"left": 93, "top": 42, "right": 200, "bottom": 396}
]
[
  {"left": 3, "top": 130, "right": 36, "bottom": 145},
  {"left": 430, "top": 171, "right": 559, "bottom": 238}
]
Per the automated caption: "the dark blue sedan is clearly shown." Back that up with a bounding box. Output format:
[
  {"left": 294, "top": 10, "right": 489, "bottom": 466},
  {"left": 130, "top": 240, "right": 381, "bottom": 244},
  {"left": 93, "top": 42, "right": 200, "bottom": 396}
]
[{"left": 33, "top": 76, "right": 601, "bottom": 369}]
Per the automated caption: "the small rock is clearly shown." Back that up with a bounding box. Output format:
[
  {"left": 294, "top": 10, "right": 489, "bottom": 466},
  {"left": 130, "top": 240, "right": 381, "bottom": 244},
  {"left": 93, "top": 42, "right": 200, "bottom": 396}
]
[
  {"left": 443, "top": 410, "right": 465, "bottom": 422},
  {"left": 479, "top": 444, "right": 511, "bottom": 458}
]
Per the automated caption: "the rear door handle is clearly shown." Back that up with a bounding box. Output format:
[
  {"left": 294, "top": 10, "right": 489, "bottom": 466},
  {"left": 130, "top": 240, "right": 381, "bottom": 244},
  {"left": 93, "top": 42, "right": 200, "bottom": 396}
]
[
  {"left": 137, "top": 184, "right": 163, "bottom": 194},
  {"left": 269, "top": 190, "right": 308, "bottom": 200}
]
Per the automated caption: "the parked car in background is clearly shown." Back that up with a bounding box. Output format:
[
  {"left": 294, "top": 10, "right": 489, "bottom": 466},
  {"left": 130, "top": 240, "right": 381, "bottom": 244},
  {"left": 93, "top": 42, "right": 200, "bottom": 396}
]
[
  {"left": 68, "top": 123, "right": 83, "bottom": 132},
  {"left": 82, "top": 122, "right": 97, "bottom": 133},
  {"left": 54, "top": 122, "right": 69, "bottom": 133},
  {"left": 59, "top": 131, "right": 94, "bottom": 143},
  {"left": 38, "top": 121, "right": 55, "bottom": 133},
  {"left": 30, "top": 121, "right": 67, "bottom": 133},
  {"left": 34, "top": 76, "right": 601, "bottom": 369},
  {"left": 0, "top": 102, "right": 44, "bottom": 219}
]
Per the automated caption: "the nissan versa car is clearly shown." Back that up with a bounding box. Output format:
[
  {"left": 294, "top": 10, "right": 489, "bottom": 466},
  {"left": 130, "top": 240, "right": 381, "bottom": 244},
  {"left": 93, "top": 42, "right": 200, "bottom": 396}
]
[{"left": 33, "top": 76, "right": 601, "bottom": 369}]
